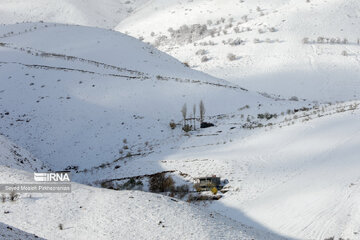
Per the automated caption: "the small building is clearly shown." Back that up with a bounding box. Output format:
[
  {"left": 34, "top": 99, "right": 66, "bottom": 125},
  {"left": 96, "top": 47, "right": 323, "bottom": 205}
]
[{"left": 195, "top": 175, "right": 222, "bottom": 191}]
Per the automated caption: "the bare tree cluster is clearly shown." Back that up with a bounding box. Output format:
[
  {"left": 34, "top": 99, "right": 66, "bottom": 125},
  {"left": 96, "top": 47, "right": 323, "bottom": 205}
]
[{"left": 179, "top": 100, "right": 206, "bottom": 132}]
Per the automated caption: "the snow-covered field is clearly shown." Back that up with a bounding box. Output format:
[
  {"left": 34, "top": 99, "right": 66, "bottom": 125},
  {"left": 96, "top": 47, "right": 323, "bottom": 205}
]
[{"left": 1, "top": 1, "right": 360, "bottom": 239}]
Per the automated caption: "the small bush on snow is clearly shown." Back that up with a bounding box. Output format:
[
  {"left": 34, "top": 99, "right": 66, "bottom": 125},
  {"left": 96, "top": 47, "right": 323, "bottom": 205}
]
[
  {"left": 201, "top": 56, "right": 210, "bottom": 62},
  {"left": 182, "top": 124, "right": 192, "bottom": 132},
  {"left": 302, "top": 37, "right": 309, "bottom": 44},
  {"left": 268, "top": 27, "right": 277, "bottom": 32},
  {"left": 227, "top": 53, "right": 237, "bottom": 61},
  {"left": 289, "top": 96, "right": 299, "bottom": 101},
  {"left": 253, "top": 38, "right": 261, "bottom": 43},
  {"left": 169, "top": 121, "right": 176, "bottom": 129},
  {"left": 229, "top": 38, "right": 244, "bottom": 46},
  {"left": 9, "top": 191, "right": 19, "bottom": 201},
  {"left": 195, "top": 49, "right": 207, "bottom": 55}
]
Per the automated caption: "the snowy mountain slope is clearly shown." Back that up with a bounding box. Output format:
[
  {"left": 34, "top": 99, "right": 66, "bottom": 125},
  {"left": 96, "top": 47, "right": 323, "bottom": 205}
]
[
  {"left": 1, "top": 2, "right": 359, "bottom": 239},
  {"left": 0, "top": 222, "right": 44, "bottom": 240},
  {"left": 0, "top": 158, "right": 286, "bottom": 240},
  {"left": 0, "top": 22, "right": 229, "bottom": 81},
  {"left": 153, "top": 101, "right": 360, "bottom": 240},
  {"left": 0, "top": 0, "right": 149, "bottom": 29},
  {"left": 4, "top": 0, "right": 359, "bottom": 101},
  {"left": 0, "top": 22, "right": 314, "bottom": 239},
  {"left": 116, "top": 0, "right": 360, "bottom": 101},
  {"left": 0, "top": 134, "right": 48, "bottom": 172},
  {"left": 0, "top": 128, "right": 288, "bottom": 240},
  {"left": 0, "top": 22, "right": 292, "bottom": 171}
]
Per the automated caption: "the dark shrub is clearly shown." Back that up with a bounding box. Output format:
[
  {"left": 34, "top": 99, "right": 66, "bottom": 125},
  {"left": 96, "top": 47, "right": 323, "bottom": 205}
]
[
  {"left": 257, "top": 113, "right": 277, "bottom": 120},
  {"left": 149, "top": 173, "right": 174, "bottom": 193},
  {"left": 182, "top": 124, "right": 192, "bottom": 132},
  {"left": 9, "top": 191, "right": 19, "bottom": 201},
  {"left": 119, "top": 178, "right": 143, "bottom": 190},
  {"left": 175, "top": 185, "right": 189, "bottom": 199},
  {"left": 169, "top": 121, "right": 176, "bottom": 129},
  {"left": 200, "top": 122, "right": 214, "bottom": 128}
]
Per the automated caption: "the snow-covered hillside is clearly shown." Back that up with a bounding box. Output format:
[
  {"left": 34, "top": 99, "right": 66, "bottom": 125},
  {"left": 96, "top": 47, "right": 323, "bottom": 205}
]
[
  {"left": 3, "top": 0, "right": 359, "bottom": 101},
  {"left": 0, "top": 184, "right": 287, "bottom": 240},
  {"left": 1, "top": 1, "right": 360, "bottom": 240},
  {"left": 0, "top": 222, "right": 44, "bottom": 240},
  {"left": 0, "top": 134, "right": 48, "bottom": 172},
  {"left": 158, "top": 101, "right": 360, "bottom": 240},
  {"left": 0, "top": 0, "right": 148, "bottom": 29},
  {"left": 117, "top": 0, "right": 360, "bottom": 101},
  {"left": 0, "top": 22, "right": 311, "bottom": 175},
  {"left": 0, "top": 135, "right": 285, "bottom": 240},
  {"left": 0, "top": 22, "right": 274, "bottom": 170}
]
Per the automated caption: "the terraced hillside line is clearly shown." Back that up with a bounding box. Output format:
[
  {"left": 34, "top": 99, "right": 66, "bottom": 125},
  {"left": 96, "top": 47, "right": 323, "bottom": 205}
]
[
  {"left": 0, "top": 42, "right": 243, "bottom": 91},
  {"left": 0, "top": 42, "right": 243, "bottom": 90},
  {"left": 0, "top": 23, "right": 58, "bottom": 39},
  {"left": 156, "top": 75, "right": 247, "bottom": 90},
  {"left": 0, "top": 42, "right": 145, "bottom": 77},
  {"left": 277, "top": 102, "right": 360, "bottom": 127},
  {"left": 78, "top": 151, "right": 152, "bottom": 174},
  {"left": 0, "top": 59, "right": 247, "bottom": 91},
  {"left": 0, "top": 61, "right": 145, "bottom": 80}
]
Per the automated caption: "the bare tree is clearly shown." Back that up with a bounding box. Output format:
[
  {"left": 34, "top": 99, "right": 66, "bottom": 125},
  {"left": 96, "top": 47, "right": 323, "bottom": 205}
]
[
  {"left": 199, "top": 100, "right": 205, "bottom": 123},
  {"left": 181, "top": 103, "right": 187, "bottom": 126},
  {"left": 193, "top": 104, "right": 196, "bottom": 129},
  {"left": 9, "top": 191, "right": 18, "bottom": 201}
]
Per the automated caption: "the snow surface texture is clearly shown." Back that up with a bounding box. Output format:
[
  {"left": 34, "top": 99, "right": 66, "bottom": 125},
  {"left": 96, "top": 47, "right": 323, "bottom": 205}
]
[
  {"left": 0, "top": 22, "right": 279, "bottom": 170},
  {"left": 0, "top": 0, "right": 149, "bottom": 29},
  {"left": 0, "top": 222, "right": 44, "bottom": 240},
  {"left": 160, "top": 103, "right": 360, "bottom": 240},
  {"left": 1, "top": 1, "right": 360, "bottom": 240},
  {"left": 117, "top": 0, "right": 360, "bottom": 102},
  {"left": 0, "top": 22, "right": 295, "bottom": 239},
  {"left": 0, "top": 136, "right": 285, "bottom": 240},
  {"left": 0, "top": 134, "right": 47, "bottom": 172},
  {"left": 2, "top": 0, "right": 360, "bottom": 101}
]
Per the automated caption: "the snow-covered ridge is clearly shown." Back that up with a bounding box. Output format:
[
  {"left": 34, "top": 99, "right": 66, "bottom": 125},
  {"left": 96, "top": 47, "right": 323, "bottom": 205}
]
[
  {"left": 0, "top": 0, "right": 149, "bottom": 29},
  {"left": 117, "top": 0, "right": 360, "bottom": 102},
  {"left": 0, "top": 22, "right": 270, "bottom": 170},
  {"left": 1, "top": 1, "right": 360, "bottom": 239}
]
